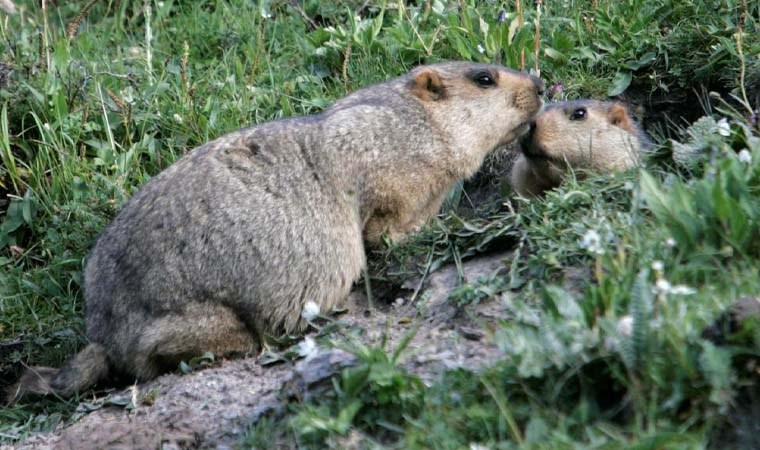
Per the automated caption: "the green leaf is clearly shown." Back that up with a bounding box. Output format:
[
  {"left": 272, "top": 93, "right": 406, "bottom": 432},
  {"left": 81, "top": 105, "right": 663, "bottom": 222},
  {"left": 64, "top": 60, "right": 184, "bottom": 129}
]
[
  {"left": 544, "top": 47, "right": 566, "bottom": 62},
  {"left": 507, "top": 16, "right": 520, "bottom": 45},
  {"left": 608, "top": 71, "right": 632, "bottom": 96},
  {"left": 21, "top": 190, "right": 36, "bottom": 225}
]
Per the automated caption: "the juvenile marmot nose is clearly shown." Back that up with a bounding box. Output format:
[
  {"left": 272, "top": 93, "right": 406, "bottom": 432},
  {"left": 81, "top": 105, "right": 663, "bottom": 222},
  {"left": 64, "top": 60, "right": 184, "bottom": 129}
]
[{"left": 530, "top": 75, "right": 545, "bottom": 96}]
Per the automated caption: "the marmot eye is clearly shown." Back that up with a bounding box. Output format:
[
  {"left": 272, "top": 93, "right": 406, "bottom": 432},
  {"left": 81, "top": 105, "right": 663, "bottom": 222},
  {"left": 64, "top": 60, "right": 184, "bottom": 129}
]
[
  {"left": 473, "top": 72, "right": 496, "bottom": 88},
  {"left": 569, "top": 107, "right": 587, "bottom": 121}
]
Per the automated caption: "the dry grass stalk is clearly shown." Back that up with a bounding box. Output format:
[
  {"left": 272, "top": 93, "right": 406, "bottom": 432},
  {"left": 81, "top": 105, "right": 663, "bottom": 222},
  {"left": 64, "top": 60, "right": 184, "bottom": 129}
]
[
  {"left": 517, "top": 0, "right": 524, "bottom": 70},
  {"left": 342, "top": 42, "right": 352, "bottom": 93},
  {"left": 534, "top": 0, "right": 542, "bottom": 75},
  {"left": 67, "top": 0, "right": 99, "bottom": 40}
]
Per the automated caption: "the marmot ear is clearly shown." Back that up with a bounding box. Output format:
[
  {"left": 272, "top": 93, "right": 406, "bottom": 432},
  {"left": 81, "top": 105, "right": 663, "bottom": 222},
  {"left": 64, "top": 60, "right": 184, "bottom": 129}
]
[
  {"left": 607, "top": 102, "right": 635, "bottom": 133},
  {"left": 410, "top": 68, "right": 446, "bottom": 101}
]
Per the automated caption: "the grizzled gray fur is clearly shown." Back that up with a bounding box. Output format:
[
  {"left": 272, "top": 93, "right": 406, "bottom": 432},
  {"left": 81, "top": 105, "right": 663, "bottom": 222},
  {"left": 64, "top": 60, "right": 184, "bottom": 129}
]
[{"left": 8, "top": 61, "right": 543, "bottom": 400}]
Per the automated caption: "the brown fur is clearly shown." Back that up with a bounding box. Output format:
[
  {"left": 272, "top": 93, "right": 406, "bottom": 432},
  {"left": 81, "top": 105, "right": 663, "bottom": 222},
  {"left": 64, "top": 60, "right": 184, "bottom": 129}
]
[
  {"left": 509, "top": 100, "right": 650, "bottom": 197},
  {"left": 8, "top": 62, "right": 543, "bottom": 402}
]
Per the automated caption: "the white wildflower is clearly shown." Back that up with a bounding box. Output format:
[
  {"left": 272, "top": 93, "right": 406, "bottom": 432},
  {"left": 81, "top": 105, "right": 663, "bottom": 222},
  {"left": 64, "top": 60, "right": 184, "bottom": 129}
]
[
  {"left": 716, "top": 118, "right": 731, "bottom": 137},
  {"left": 665, "top": 238, "right": 677, "bottom": 248},
  {"left": 579, "top": 229, "right": 605, "bottom": 255},
  {"left": 477, "top": 44, "right": 486, "bottom": 54},
  {"left": 43, "top": 123, "right": 51, "bottom": 131},
  {"left": 173, "top": 113, "right": 183, "bottom": 123},
  {"left": 301, "top": 300, "right": 320, "bottom": 321},
  {"left": 738, "top": 149, "right": 752, "bottom": 164},
  {"left": 655, "top": 278, "right": 672, "bottom": 295},
  {"left": 296, "top": 336, "right": 318, "bottom": 359},
  {"left": 653, "top": 278, "right": 696, "bottom": 296},
  {"left": 604, "top": 335, "right": 619, "bottom": 351},
  {"left": 669, "top": 284, "right": 697, "bottom": 295},
  {"left": 616, "top": 315, "right": 634, "bottom": 338},
  {"left": 651, "top": 260, "right": 664, "bottom": 272},
  {"left": 469, "top": 444, "right": 490, "bottom": 450},
  {"left": 121, "top": 87, "right": 135, "bottom": 104},
  {"left": 129, "top": 384, "right": 139, "bottom": 409}
]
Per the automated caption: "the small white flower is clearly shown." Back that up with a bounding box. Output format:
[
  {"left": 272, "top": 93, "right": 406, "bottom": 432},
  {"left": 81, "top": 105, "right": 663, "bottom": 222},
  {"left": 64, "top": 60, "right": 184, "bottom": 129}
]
[
  {"left": 469, "top": 444, "right": 490, "bottom": 450},
  {"left": 129, "top": 384, "right": 139, "bottom": 409},
  {"left": 301, "top": 300, "right": 320, "bottom": 321},
  {"left": 393, "top": 298, "right": 405, "bottom": 308},
  {"left": 616, "top": 315, "right": 634, "bottom": 338},
  {"left": 669, "top": 284, "right": 696, "bottom": 295},
  {"left": 717, "top": 118, "right": 731, "bottom": 137},
  {"left": 173, "top": 113, "right": 183, "bottom": 123},
  {"left": 477, "top": 44, "right": 486, "bottom": 54},
  {"left": 738, "top": 149, "right": 752, "bottom": 164},
  {"left": 579, "top": 229, "right": 605, "bottom": 255},
  {"left": 121, "top": 87, "right": 135, "bottom": 104},
  {"left": 653, "top": 277, "right": 696, "bottom": 296},
  {"left": 655, "top": 278, "right": 672, "bottom": 294},
  {"left": 665, "top": 238, "right": 677, "bottom": 248},
  {"left": 296, "top": 336, "right": 318, "bottom": 359},
  {"left": 43, "top": 123, "right": 51, "bottom": 131},
  {"left": 651, "top": 260, "right": 664, "bottom": 272}
]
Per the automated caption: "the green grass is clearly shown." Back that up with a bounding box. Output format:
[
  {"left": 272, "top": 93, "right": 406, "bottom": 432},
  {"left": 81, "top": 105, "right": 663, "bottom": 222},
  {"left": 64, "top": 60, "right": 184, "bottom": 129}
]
[{"left": 1, "top": 0, "right": 759, "bottom": 447}]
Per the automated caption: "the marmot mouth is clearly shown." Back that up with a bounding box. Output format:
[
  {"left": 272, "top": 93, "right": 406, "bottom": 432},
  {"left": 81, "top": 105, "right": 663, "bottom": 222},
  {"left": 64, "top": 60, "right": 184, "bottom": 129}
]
[
  {"left": 514, "top": 122, "right": 531, "bottom": 138},
  {"left": 496, "top": 122, "right": 532, "bottom": 148},
  {"left": 520, "top": 141, "right": 555, "bottom": 163}
]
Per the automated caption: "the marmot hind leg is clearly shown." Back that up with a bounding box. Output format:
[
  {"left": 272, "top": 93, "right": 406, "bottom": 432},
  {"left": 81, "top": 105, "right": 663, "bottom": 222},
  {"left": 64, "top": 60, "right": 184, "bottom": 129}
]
[{"left": 131, "top": 303, "right": 259, "bottom": 380}]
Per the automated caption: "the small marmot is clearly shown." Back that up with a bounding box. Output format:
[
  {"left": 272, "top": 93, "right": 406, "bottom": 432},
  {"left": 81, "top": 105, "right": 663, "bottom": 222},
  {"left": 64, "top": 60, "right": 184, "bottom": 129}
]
[
  {"left": 8, "top": 62, "right": 543, "bottom": 401},
  {"left": 509, "top": 100, "right": 650, "bottom": 197}
]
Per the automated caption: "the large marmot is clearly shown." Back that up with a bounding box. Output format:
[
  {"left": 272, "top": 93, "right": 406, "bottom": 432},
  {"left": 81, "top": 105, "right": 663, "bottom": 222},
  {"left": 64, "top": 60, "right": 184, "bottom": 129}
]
[{"left": 9, "top": 62, "right": 543, "bottom": 401}]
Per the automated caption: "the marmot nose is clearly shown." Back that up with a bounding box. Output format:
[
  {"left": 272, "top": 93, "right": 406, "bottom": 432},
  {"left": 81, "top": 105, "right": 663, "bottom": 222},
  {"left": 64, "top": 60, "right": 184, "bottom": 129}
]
[{"left": 530, "top": 75, "right": 545, "bottom": 96}]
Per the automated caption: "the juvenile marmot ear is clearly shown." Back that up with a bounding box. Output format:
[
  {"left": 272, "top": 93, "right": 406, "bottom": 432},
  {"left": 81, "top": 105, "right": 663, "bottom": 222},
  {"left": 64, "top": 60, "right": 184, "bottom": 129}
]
[
  {"left": 410, "top": 68, "right": 446, "bottom": 101},
  {"left": 607, "top": 102, "right": 635, "bottom": 133}
]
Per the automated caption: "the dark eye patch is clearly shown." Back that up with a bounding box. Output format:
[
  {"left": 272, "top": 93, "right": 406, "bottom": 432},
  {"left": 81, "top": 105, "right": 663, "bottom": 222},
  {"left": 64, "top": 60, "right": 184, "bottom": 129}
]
[{"left": 569, "top": 107, "right": 587, "bottom": 121}]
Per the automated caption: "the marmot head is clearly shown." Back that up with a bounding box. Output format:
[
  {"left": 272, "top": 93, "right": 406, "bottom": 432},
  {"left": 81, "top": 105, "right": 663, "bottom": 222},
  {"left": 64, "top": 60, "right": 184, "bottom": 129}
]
[
  {"left": 512, "top": 100, "right": 650, "bottom": 196},
  {"left": 408, "top": 62, "right": 544, "bottom": 178}
]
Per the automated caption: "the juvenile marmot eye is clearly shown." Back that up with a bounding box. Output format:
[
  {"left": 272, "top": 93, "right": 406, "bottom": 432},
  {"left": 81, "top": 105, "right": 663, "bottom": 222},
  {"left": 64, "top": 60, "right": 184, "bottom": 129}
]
[
  {"left": 473, "top": 72, "right": 496, "bottom": 88},
  {"left": 569, "top": 107, "right": 587, "bottom": 121}
]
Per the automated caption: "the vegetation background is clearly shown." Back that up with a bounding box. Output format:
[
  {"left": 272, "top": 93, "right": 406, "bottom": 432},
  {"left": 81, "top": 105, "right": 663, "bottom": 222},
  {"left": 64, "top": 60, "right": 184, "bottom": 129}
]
[{"left": 0, "top": 0, "right": 758, "bottom": 448}]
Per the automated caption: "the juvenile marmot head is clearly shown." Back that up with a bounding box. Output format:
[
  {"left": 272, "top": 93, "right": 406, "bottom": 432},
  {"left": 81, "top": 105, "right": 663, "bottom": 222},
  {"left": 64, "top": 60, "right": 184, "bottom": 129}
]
[{"left": 509, "top": 100, "right": 650, "bottom": 197}]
